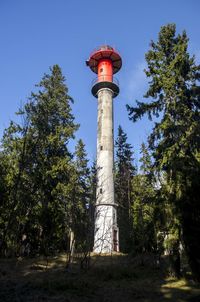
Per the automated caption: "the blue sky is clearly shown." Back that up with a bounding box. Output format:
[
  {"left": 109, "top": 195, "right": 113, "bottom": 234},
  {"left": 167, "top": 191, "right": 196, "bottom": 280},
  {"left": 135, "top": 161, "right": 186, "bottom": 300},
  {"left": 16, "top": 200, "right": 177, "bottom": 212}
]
[{"left": 0, "top": 0, "right": 200, "bottom": 165}]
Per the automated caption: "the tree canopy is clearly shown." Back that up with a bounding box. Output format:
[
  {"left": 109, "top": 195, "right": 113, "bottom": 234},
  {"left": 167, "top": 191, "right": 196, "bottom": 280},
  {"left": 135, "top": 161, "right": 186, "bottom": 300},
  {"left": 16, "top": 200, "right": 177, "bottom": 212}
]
[{"left": 127, "top": 23, "right": 200, "bottom": 281}]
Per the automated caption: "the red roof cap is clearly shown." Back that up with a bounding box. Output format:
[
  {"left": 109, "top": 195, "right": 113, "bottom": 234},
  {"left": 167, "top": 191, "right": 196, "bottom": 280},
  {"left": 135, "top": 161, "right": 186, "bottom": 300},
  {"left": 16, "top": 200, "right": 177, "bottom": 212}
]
[{"left": 86, "top": 45, "right": 122, "bottom": 74}]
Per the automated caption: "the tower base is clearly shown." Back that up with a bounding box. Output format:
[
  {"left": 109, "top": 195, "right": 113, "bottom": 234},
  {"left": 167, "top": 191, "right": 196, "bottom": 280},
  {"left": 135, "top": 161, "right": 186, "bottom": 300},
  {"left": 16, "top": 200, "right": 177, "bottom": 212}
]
[{"left": 93, "top": 205, "right": 119, "bottom": 254}]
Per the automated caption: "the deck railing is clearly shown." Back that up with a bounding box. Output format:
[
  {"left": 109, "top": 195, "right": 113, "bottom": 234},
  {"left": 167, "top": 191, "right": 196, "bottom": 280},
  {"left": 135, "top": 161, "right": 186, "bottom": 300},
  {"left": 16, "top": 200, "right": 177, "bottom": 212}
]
[{"left": 91, "top": 76, "right": 119, "bottom": 87}]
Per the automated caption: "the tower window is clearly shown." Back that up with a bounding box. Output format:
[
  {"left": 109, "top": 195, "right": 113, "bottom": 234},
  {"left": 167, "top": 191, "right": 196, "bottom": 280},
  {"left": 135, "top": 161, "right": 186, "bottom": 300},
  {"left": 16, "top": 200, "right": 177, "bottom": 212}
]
[
  {"left": 100, "top": 146, "right": 103, "bottom": 150},
  {"left": 100, "top": 188, "right": 102, "bottom": 194}
]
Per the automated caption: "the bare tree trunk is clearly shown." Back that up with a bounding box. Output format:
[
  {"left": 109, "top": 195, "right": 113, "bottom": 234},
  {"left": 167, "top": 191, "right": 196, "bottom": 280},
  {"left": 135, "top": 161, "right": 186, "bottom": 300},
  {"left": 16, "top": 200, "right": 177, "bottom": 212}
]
[{"left": 66, "top": 229, "right": 75, "bottom": 269}]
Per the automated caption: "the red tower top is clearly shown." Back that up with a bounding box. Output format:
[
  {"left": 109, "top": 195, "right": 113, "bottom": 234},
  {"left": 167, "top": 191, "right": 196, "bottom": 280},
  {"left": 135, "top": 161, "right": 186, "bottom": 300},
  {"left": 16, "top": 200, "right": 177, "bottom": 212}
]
[
  {"left": 86, "top": 45, "right": 122, "bottom": 74},
  {"left": 86, "top": 45, "right": 122, "bottom": 98}
]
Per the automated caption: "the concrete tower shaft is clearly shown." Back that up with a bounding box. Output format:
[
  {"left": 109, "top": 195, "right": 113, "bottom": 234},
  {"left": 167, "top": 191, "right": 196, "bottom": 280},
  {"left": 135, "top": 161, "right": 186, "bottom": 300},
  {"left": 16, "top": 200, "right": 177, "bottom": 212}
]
[
  {"left": 86, "top": 45, "right": 122, "bottom": 253},
  {"left": 95, "top": 88, "right": 118, "bottom": 253}
]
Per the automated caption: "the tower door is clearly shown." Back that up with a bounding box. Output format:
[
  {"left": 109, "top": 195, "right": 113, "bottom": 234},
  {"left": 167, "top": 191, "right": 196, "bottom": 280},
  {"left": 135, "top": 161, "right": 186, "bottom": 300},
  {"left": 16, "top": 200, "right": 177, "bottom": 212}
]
[{"left": 113, "top": 229, "right": 118, "bottom": 252}]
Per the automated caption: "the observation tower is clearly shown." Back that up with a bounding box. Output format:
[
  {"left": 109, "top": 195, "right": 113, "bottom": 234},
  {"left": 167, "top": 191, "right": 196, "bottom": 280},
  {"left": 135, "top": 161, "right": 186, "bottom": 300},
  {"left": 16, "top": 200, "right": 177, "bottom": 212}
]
[{"left": 86, "top": 45, "right": 122, "bottom": 253}]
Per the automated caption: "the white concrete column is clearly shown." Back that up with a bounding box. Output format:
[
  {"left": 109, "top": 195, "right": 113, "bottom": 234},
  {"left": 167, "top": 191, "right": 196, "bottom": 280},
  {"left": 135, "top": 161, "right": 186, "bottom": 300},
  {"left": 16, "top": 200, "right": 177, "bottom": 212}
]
[{"left": 93, "top": 88, "right": 119, "bottom": 253}]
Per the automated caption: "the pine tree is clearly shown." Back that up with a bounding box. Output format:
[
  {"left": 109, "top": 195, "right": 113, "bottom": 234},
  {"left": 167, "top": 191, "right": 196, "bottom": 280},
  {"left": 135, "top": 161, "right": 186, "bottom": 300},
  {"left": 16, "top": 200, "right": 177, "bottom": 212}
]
[
  {"left": 115, "top": 125, "right": 136, "bottom": 252},
  {"left": 127, "top": 24, "right": 200, "bottom": 280}
]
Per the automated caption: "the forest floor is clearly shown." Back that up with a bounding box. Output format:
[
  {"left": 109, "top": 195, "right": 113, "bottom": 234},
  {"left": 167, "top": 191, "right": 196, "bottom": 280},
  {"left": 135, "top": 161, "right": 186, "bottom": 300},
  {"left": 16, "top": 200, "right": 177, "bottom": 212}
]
[{"left": 0, "top": 253, "right": 200, "bottom": 302}]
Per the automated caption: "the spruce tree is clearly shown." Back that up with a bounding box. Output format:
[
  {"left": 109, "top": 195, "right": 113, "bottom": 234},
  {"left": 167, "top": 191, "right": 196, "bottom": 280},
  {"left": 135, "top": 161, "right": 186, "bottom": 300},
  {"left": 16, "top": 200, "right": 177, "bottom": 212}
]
[
  {"left": 115, "top": 125, "right": 136, "bottom": 252},
  {"left": 131, "top": 144, "right": 157, "bottom": 258},
  {"left": 0, "top": 65, "right": 79, "bottom": 256},
  {"left": 127, "top": 24, "right": 200, "bottom": 280},
  {"left": 71, "top": 139, "right": 90, "bottom": 251},
  {"left": 88, "top": 160, "right": 97, "bottom": 250}
]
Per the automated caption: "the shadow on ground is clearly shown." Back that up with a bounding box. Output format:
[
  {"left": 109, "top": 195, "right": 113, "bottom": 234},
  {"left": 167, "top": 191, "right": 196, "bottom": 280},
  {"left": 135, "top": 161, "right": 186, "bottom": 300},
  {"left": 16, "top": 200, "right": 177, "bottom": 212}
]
[{"left": 0, "top": 254, "right": 200, "bottom": 302}]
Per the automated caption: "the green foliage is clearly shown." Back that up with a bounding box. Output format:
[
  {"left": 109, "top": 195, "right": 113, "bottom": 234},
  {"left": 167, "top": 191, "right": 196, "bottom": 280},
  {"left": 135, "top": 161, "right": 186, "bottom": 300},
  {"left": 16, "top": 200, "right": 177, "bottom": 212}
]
[
  {"left": 127, "top": 23, "right": 200, "bottom": 280},
  {"left": 131, "top": 144, "right": 158, "bottom": 255},
  {"left": 0, "top": 65, "right": 84, "bottom": 256},
  {"left": 69, "top": 139, "right": 91, "bottom": 251},
  {"left": 115, "top": 125, "right": 136, "bottom": 252}
]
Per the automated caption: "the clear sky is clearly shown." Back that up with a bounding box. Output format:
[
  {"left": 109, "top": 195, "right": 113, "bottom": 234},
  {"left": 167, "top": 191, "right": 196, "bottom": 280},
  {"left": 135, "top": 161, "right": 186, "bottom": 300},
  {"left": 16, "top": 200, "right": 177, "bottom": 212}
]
[{"left": 0, "top": 0, "right": 200, "bottom": 165}]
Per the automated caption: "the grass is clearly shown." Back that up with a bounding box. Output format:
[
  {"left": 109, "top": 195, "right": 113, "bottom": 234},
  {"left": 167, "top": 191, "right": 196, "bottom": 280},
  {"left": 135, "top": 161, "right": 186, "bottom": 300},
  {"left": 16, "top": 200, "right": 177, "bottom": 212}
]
[{"left": 0, "top": 254, "right": 200, "bottom": 302}]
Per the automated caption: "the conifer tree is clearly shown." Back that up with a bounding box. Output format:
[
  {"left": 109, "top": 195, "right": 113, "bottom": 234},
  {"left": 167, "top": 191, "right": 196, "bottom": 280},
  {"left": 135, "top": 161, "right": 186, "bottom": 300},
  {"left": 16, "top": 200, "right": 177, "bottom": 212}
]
[
  {"left": 0, "top": 65, "right": 79, "bottom": 256},
  {"left": 127, "top": 24, "right": 200, "bottom": 280},
  {"left": 115, "top": 125, "right": 136, "bottom": 252},
  {"left": 131, "top": 144, "right": 157, "bottom": 258},
  {"left": 88, "top": 160, "right": 97, "bottom": 250},
  {"left": 70, "top": 139, "right": 90, "bottom": 250}
]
